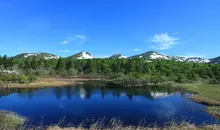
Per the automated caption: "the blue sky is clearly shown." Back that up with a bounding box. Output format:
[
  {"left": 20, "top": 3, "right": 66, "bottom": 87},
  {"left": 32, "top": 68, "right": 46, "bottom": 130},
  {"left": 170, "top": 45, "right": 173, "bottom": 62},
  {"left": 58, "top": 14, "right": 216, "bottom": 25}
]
[{"left": 0, "top": 0, "right": 219, "bottom": 58}]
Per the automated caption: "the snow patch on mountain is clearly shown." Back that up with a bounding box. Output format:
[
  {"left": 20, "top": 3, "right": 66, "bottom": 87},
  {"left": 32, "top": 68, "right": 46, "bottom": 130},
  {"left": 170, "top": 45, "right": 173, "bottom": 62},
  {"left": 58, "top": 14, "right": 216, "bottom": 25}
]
[
  {"left": 130, "top": 51, "right": 212, "bottom": 63},
  {"left": 186, "top": 57, "right": 210, "bottom": 63},
  {"left": 130, "top": 51, "right": 171, "bottom": 60},
  {"left": 149, "top": 52, "right": 169, "bottom": 60},
  {"left": 44, "top": 55, "right": 60, "bottom": 60},
  {"left": 20, "top": 53, "right": 60, "bottom": 60},
  {"left": 24, "top": 53, "right": 38, "bottom": 58},
  {"left": 77, "top": 52, "right": 95, "bottom": 59},
  {"left": 118, "top": 55, "right": 127, "bottom": 59},
  {"left": 109, "top": 54, "right": 127, "bottom": 59},
  {"left": 171, "top": 56, "right": 186, "bottom": 62}
]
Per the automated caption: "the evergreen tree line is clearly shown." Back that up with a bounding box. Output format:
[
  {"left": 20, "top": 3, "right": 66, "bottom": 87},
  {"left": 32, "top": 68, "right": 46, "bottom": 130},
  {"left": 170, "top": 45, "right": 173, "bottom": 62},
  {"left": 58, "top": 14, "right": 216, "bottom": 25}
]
[{"left": 0, "top": 55, "right": 220, "bottom": 84}]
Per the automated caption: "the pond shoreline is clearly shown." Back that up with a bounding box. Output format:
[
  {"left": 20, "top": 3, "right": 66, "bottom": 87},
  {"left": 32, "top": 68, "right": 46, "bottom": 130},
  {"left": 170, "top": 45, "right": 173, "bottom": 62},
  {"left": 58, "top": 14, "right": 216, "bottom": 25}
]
[
  {"left": 174, "top": 83, "right": 220, "bottom": 120},
  {"left": 1, "top": 79, "right": 220, "bottom": 121},
  {"left": 3, "top": 77, "right": 106, "bottom": 89}
]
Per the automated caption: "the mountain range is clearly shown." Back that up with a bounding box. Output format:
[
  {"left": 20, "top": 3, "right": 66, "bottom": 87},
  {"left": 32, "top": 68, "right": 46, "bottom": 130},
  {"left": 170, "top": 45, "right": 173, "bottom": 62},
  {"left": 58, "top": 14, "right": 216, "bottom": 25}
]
[
  {"left": 13, "top": 53, "right": 60, "bottom": 60},
  {"left": 12, "top": 51, "right": 219, "bottom": 64}
]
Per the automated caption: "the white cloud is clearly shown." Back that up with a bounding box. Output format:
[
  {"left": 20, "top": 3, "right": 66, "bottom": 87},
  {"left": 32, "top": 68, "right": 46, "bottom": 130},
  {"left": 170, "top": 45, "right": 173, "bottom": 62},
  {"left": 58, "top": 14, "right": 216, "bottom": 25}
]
[
  {"left": 60, "top": 50, "right": 71, "bottom": 53},
  {"left": 182, "top": 53, "right": 206, "bottom": 58},
  {"left": 75, "top": 34, "right": 87, "bottom": 44},
  {"left": 150, "top": 33, "right": 179, "bottom": 50},
  {"left": 61, "top": 34, "right": 87, "bottom": 45},
  {"left": 61, "top": 40, "right": 69, "bottom": 44},
  {"left": 134, "top": 48, "right": 140, "bottom": 52}
]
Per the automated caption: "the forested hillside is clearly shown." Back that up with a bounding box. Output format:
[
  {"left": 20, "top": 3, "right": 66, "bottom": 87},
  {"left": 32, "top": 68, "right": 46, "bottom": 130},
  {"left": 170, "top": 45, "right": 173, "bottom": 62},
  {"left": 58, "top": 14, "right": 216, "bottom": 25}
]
[{"left": 0, "top": 55, "right": 220, "bottom": 85}]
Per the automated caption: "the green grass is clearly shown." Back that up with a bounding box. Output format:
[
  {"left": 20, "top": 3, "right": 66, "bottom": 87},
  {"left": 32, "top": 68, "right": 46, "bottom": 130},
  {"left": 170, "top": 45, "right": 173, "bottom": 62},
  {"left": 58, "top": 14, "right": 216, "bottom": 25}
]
[
  {"left": 177, "top": 83, "right": 220, "bottom": 101},
  {"left": 175, "top": 83, "right": 220, "bottom": 119}
]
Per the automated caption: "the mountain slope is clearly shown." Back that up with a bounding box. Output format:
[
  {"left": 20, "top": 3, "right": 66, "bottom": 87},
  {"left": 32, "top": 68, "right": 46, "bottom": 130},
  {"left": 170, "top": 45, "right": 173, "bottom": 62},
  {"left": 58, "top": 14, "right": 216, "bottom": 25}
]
[
  {"left": 129, "top": 51, "right": 211, "bottom": 63},
  {"left": 186, "top": 57, "right": 210, "bottom": 63},
  {"left": 209, "top": 56, "right": 220, "bottom": 64},
  {"left": 109, "top": 54, "right": 127, "bottom": 59},
  {"left": 130, "top": 51, "right": 171, "bottom": 60},
  {"left": 171, "top": 56, "right": 186, "bottom": 62},
  {"left": 68, "top": 52, "right": 95, "bottom": 59},
  {"left": 13, "top": 53, "right": 60, "bottom": 60}
]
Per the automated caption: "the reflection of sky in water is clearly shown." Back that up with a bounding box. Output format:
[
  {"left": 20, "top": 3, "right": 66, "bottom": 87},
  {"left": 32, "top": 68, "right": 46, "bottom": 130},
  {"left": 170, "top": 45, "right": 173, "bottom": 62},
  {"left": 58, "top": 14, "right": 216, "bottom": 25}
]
[
  {"left": 79, "top": 87, "right": 86, "bottom": 99},
  {"left": 0, "top": 84, "right": 219, "bottom": 126}
]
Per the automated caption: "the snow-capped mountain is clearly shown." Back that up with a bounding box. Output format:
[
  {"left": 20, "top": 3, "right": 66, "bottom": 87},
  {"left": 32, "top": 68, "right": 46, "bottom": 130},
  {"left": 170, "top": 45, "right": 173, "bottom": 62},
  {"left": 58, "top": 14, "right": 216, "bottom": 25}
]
[
  {"left": 109, "top": 54, "right": 127, "bottom": 59},
  {"left": 13, "top": 53, "right": 60, "bottom": 60},
  {"left": 130, "top": 51, "right": 171, "bottom": 60},
  {"left": 170, "top": 56, "right": 186, "bottom": 62},
  {"left": 68, "top": 52, "right": 95, "bottom": 59},
  {"left": 11, "top": 51, "right": 219, "bottom": 64},
  {"left": 209, "top": 56, "right": 220, "bottom": 64},
  {"left": 129, "top": 51, "right": 212, "bottom": 63},
  {"left": 186, "top": 57, "right": 210, "bottom": 63}
]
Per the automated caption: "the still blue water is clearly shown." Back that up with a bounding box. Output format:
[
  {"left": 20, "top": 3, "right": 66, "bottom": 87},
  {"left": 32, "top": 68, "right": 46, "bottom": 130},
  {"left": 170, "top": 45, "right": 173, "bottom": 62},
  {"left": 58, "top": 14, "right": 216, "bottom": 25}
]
[{"left": 0, "top": 82, "right": 219, "bottom": 127}]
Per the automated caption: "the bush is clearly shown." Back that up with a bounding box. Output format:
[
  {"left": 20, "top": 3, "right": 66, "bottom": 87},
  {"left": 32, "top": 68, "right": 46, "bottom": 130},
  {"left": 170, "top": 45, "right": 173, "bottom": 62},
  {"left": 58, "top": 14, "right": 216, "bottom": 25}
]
[
  {"left": 18, "top": 75, "right": 29, "bottom": 84},
  {"left": 209, "top": 79, "right": 219, "bottom": 84},
  {"left": 0, "top": 74, "right": 37, "bottom": 84},
  {"left": 107, "top": 75, "right": 150, "bottom": 87}
]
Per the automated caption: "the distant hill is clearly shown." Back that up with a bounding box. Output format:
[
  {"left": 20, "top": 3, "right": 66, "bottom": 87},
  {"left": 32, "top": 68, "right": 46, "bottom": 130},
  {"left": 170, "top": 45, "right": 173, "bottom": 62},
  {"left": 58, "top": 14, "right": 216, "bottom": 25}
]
[
  {"left": 129, "top": 51, "right": 170, "bottom": 60},
  {"left": 11, "top": 51, "right": 219, "bottom": 64},
  {"left": 109, "top": 54, "right": 127, "bottom": 59},
  {"left": 186, "top": 57, "right": 210, "bottom": 63},
  {"left": 68, "top": 52, "right": 95, "bottom": 59},
  {"left": 13, "top": 53, "right": 60, "bottom": 60},
  {"left": 129, "top": 51, "right": 210, "bottom": 63},
  {"left": 209, "top": 56, "right": 220, "bottom": 64}
]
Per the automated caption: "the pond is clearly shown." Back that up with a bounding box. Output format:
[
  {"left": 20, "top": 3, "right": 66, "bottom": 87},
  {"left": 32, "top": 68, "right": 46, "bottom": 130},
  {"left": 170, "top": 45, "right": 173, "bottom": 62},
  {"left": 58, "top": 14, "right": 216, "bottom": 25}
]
[{"left": 0, "top": 82, "right": 219, "bottom": 127}]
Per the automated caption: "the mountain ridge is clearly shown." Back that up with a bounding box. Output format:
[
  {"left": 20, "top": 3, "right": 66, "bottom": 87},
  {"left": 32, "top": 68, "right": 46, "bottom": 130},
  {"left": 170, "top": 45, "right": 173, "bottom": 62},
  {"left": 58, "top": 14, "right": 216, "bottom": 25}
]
[
  {"left": 129, "top": 51, "right": 211, "bottom": 63},
  {"left": 109, "top": 54, "right": 127, "bottom": 59},
  {"left": 209, "top": 56, "right": 220, "bottom": 64},
  {"left": 13, "top": 52, "right": 60, "bottom": 60},
  {"left": 11, "top": 51, "right": 219, "bottom": 64},
  {"left": 67, "top": 52, "right": 95, "bottom": 59}
]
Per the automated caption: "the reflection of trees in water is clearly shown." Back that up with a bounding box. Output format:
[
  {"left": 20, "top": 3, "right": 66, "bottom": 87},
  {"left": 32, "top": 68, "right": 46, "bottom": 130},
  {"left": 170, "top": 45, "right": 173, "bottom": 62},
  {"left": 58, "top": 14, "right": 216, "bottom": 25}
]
[
  {"left": 126, "top": 93, "right": 133, "bottom": 100},
  {"left": 0, "top": 83, "right": 186, "bottom": 101},
  {"left": 101, "top": 89, "right": 106, "bottom": 99},
  {"left": 0, "top": 88, "right": 37, "bottom": 99},
  {"left": 83, "top": 87, "right": 93, "bottom": 99},
  {"left": 27, "top": 91, "right": 34, "bottom": 100},
  {"left": 54, "top": 88, "right": 63, "bottom": 100},
  {"left": 65, "top": 87, "right": 72, "bottom": 99},
  {"left": 62, "top": 85, "right": 93, "bottom": 100}
]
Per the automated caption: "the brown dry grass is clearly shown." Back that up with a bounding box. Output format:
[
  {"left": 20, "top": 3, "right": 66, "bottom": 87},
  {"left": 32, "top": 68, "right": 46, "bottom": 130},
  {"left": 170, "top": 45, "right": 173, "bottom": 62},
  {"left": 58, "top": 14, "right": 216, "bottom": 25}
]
[
  {"left": 6, "top": 77, "right": 105, "bottom": 89},
  {"left": 46, "top": 124, "right": 220, "bottom": 130},
  {"left": 45, "top": 118, "right": 220, "bottom": 130}
]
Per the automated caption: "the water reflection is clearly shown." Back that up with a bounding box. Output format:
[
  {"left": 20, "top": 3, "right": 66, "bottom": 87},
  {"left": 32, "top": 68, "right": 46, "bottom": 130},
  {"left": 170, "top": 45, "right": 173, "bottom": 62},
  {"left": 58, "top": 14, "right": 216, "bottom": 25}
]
[
  {"left": 0, "top": 82, "right": 219, "bottom": 126},
  {"left": 0, "top": 83, "right": 182, "bottom": 101}
]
